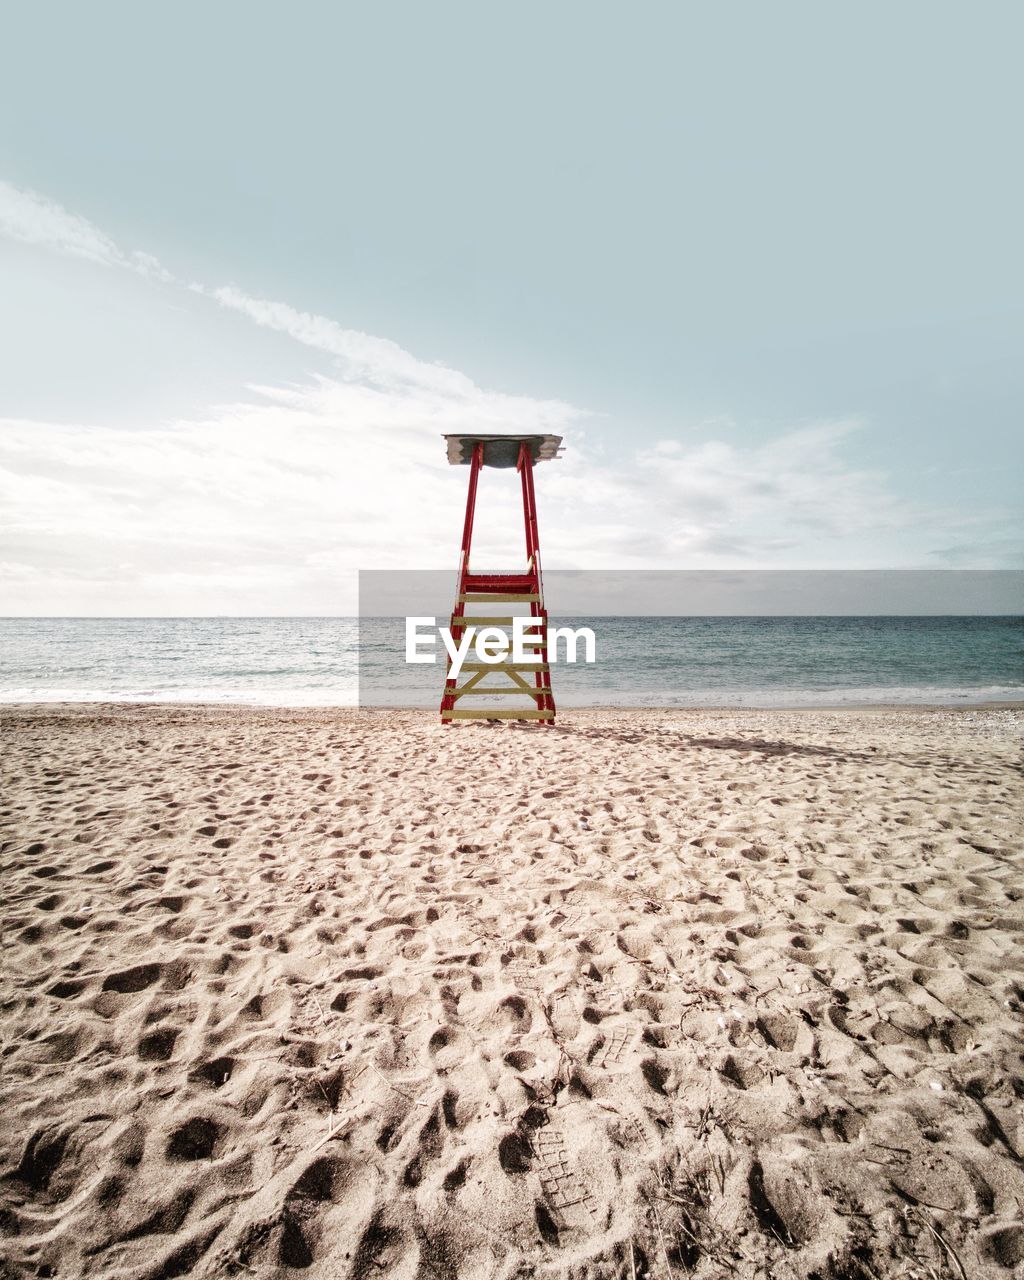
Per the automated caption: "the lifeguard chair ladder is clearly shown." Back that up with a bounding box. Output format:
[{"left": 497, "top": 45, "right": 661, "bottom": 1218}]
[{"left": 440, "top": 433, "right": 563, "bottom": 725}]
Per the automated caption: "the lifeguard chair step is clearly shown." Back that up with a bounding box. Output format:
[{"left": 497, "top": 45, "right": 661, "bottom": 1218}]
[
  {"left": 458, "top": 592, "right": 540, "bottom": 603},
  {"left": 446, "top": 649, "right": 544, "bottom": 671},
  {"left": 441, "top": 708, "right": 555, "bottom": 721},
  {"left": 452, "top": 687, "right": 552, "bottom": 697},
  {"left": 458, "top": 662, "right": 549, "bottom": 673},
  {"left": 450, "top": 615, "right": 522, "bottom": 628},
  {"left": 464, "top": 573, "right": 537, "bottom": 591}
]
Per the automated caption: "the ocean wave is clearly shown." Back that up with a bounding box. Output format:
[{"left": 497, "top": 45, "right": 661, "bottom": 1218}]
[
  {"left": 2, "top": 684, "right": 1021, "bottom": 708},
  {"left": 0, "top": 687, "right": 360, "bottom": 707}
]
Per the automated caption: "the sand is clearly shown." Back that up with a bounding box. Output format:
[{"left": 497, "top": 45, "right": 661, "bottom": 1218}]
[{"left": 1, "top": 703, "right": 1023, "bottom": 1280}]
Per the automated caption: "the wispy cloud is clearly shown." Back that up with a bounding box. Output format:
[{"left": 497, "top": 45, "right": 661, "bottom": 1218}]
[
  {"left": 0, "top": 389, "right": 981, "bottom": 615},
  {"left": 0, "top": 179, "right": 123, "bottom": 266},
  {"left": 0, "top": 388, "right": 570, "bottom": 614},
  {"left": 197, "top": 284, "right": 578, "bottom": 416},
  {"left": 2, "top": 177, "right": 1017, "bottom": 614},
  {"left": 0, "top": 180, "right": 585, "bottom": 611},
  {"left": 0, "top": 177, "right": 575, "bottom": 414},
  {"left": 199, "top": 285, "right": 476, "bottom": 397},
  {"left": 632, "top": 423, "right": 907, "bottom": 552},
  {"left": 0, "top": 179, "right": 174, "bottom": 280}
]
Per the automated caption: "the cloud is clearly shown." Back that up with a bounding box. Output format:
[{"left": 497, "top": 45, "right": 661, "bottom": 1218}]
[
  {"left": 198, "top": 285, "right": 580, "bottom": 419},
  {"left": 200, "top": 285, "right": 476, "bottom": 396},
  {"left": 0, "top": 386, "right": 982, "bottom": 616},
  {"left": 0, "top": 179, "right": 174, "bottom": 281},
  {"left": 630, "top": 422, "right": 910, "bottom": 555},
  {"left": 0, "top": 375, "right": 588, "bottom": 614},
  {"left": 0, "top": 176, "right": 585, "bottom": 609},
  {"left": 0, "top": 179, "right": 123, "bottom": 266},
  {"left": 0, "top": 177, "right": 572, "bottom": 413},
  {"left": 2, "top": 178, "right": 1018, "bottom": 615}
]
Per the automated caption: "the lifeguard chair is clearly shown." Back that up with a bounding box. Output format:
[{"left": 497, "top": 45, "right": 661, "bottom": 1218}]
[{"left": 440, "top": 434, "right": 563, "bottom": 724}]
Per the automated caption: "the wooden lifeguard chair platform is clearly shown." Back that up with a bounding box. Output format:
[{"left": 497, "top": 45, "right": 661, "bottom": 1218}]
[{"left": 440, "top": 434, "right": 563, "bottom": 724}]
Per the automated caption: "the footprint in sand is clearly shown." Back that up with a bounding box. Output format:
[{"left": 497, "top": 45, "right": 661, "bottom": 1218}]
[
  {"left": 497, "top": 994, "right": 532, "bottom": 1034},
  {"left": 166, "top": 1117, "right": 222, "bottom": 1161},
  {"left": 189, "top": 1056, "right": 234, "bottom": 1088},
  {"left": 138, "top": 1026, "right": 179, "bottom": 1061},
  {"left": 102, "top": 963, "right": 162, "bottom": 994}
]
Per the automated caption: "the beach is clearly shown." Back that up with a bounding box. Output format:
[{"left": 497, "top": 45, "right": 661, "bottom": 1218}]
[{"left": 2, "top": 703, "right": 1023, "bottom": 1279}]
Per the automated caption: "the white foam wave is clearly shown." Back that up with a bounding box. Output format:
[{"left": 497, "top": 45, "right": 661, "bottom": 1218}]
[
  {"left": 0, "top": 687, "right": 359, "bottom": 707},
  {"left": 1, "top": 685, "right": 1021, "bottom": 708}
]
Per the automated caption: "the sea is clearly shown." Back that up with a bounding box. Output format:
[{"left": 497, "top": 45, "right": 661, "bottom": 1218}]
[{"left": 1, "top": 616, "right": 1021, "bottom": 708}]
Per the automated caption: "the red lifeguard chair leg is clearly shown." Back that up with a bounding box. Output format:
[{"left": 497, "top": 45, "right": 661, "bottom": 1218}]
[
  {"left": 441, "top": 442, "right": 483, "bottom": 721},
  {"left": 518, "top": 444, "right": 556, "bottom": 723}
]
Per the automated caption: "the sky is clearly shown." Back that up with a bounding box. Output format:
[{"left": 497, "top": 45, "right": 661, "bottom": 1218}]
[{"left": 1, "top": 1, "right": 1021, "bottom": 615}]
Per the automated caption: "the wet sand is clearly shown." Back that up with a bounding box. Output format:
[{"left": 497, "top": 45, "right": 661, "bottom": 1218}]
[{"left": 2, "top": 704, "right": 1023, "bottom": 1279}]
